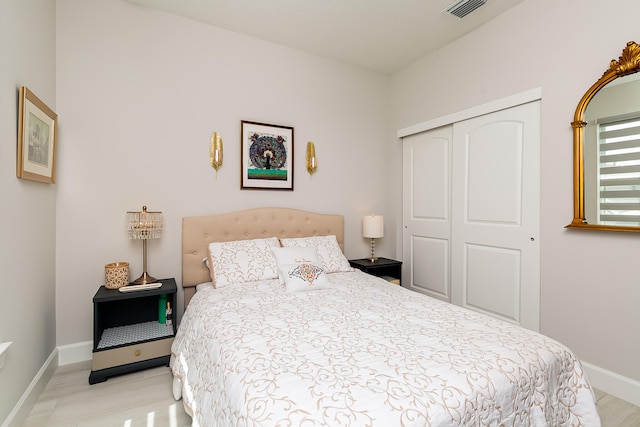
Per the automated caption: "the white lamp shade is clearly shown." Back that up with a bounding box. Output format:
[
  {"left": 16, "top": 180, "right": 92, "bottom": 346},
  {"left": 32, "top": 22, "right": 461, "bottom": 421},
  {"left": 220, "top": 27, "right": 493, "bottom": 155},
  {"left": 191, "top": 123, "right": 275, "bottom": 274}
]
[{"left": 363, "top": 215, "right": 384, "bottom": 238}]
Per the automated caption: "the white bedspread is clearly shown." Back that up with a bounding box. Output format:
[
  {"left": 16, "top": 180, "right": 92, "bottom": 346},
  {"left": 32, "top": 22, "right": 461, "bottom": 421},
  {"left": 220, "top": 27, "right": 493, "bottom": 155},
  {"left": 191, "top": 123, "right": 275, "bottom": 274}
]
[{"left": 170, "top": 271, "right": 600, "bottom": 426}]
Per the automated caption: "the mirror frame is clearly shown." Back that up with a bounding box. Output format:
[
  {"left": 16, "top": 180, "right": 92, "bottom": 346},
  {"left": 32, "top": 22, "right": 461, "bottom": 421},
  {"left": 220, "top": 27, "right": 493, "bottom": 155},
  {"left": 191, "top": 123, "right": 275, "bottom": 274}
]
[{"left": 567, "top": 41, "right": 640, "bottom": 232}]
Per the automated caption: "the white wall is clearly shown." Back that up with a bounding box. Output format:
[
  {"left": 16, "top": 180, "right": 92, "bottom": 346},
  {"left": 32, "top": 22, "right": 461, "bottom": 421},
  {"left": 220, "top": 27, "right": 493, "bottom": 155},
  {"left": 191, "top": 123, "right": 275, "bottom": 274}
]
[
  {"left": 390, "top": 0, "right": 640, "bottom": 396},
  {"left": 55, "top": 0, "right": 393, "bottom": 346},
  {"left": 0, "top": 0, "right": 57, "bottom": 424}
]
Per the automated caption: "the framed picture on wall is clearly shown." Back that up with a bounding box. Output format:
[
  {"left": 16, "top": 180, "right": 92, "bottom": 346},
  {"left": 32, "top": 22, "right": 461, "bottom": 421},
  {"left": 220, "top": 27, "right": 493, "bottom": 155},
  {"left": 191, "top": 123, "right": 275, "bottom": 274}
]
[
  {"left": 17, "top": 86, "right": 58, "bottom": 184},
  {"left": 241, "top": 120, "right": 294, "bottom": 190}
]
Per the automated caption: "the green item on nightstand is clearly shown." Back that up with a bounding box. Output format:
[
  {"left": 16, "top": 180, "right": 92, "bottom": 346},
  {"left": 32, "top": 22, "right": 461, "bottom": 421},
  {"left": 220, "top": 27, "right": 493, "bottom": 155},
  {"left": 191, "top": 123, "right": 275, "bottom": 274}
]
[{"left": 158, "top": 294, "right": 167, "bottom": 324}]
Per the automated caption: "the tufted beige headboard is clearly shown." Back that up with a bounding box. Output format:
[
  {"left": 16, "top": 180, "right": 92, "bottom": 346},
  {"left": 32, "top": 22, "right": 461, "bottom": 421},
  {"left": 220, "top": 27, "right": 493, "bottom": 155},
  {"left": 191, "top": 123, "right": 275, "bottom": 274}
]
[{"left": 182, "top": 207, "right": 344, "bottom": 308}]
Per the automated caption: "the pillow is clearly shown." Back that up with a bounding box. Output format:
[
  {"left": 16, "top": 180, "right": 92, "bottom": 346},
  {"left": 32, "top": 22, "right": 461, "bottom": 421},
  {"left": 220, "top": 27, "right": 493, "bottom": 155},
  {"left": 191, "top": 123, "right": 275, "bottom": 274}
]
[
  {"left": 208, "top": 237, "right": 279, "bottom": 288},
  {"left": 271, "top": 246, "right": 322, "bottom": 284},
  {"left": 196, "top": 282, "right": 213, "bottom": 292},
  {"left": 278, "top": 262, "right": 330, "bottom": 292},
  {"left": 280, "top": 235, "right": 351, "bottom": 273}
]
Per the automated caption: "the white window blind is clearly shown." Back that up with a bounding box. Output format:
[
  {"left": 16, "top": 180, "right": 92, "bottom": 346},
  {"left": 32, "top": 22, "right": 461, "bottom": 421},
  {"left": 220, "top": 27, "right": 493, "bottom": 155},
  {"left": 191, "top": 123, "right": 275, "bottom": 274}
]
[{"left": 598, "top": 116, "right": 640, "bottom": 226}]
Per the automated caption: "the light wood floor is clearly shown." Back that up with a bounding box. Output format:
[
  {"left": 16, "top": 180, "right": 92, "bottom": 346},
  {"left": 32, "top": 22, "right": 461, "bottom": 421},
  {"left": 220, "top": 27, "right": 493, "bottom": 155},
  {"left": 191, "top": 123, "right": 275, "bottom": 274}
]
[
  {"left": 23, "top": 361, "right": 640, "bottom": 426},
  {"left": 23, "top": 362, "right": 191, "bottom": 427}
]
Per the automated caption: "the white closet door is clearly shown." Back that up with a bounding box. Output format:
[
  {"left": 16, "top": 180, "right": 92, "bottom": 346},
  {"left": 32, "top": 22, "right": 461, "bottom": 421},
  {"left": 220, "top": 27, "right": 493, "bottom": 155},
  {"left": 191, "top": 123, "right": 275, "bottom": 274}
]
[
  {"left": 451, "top": 101, "right": 540, "bottom": 330},
  {"left": 402, "top": 126, "right": 453, "bottom": 301}
]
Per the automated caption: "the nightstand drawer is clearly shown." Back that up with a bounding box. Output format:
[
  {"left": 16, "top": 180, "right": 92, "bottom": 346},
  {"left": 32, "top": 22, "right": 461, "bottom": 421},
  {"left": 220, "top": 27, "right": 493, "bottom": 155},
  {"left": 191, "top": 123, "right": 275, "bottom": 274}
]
[{"left": 91, "top": 337, "right": 173, "bottom": 371}]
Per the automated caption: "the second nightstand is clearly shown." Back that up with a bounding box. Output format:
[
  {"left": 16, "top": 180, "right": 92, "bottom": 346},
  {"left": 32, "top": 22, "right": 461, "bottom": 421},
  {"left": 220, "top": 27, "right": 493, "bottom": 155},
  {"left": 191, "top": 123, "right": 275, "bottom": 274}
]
[{"left": 349, "top": 257, "right": 402, "bottom": 285}]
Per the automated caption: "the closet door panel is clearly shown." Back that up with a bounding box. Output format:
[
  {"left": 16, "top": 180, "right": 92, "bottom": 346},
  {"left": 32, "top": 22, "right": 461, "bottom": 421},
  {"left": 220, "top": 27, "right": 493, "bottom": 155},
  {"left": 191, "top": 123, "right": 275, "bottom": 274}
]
[
  {"left": 464, "top": 243, "right": 520, "bottom": 323},
  {"left": 402, "top": 126, "right": 452, "bottom": 302},
  {"left": 466, "top": 123, "right": 522, "bottom": 224},
  {"left": 411, "top": 236, "right": 449, "bottom": 299},
  {"left": 451, "top": 101, "right": 540, "bottom": 330}
]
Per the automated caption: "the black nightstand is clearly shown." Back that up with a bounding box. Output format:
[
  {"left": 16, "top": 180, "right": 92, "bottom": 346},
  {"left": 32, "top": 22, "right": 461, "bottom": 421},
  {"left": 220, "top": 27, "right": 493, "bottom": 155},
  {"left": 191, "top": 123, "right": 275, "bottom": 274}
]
[
  {"left": 89, "top": 278, "right": 177, "bottom": 384},
  {"left": 349, "top": 258, "right": 402, "bottom": 285}
]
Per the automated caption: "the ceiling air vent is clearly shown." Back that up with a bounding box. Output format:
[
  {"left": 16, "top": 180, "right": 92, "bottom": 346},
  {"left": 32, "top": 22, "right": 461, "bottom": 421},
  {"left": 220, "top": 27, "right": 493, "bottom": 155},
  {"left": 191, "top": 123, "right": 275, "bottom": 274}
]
[{"left": 445, "top": 0, "right": 487, "bottom": 18}]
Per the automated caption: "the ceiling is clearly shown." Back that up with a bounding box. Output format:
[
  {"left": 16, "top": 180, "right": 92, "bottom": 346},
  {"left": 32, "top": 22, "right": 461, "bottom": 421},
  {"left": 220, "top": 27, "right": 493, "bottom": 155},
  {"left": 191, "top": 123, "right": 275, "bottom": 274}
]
[{"left": 126, "top": 0, "right": 524, "bottom": 74}]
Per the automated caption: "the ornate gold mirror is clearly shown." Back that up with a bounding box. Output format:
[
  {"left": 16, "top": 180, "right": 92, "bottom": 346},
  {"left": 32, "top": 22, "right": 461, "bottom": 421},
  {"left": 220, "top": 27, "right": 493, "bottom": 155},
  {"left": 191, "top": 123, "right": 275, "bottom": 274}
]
[{"left": 567, "top": 41, "right": 640, "bottom": 232}]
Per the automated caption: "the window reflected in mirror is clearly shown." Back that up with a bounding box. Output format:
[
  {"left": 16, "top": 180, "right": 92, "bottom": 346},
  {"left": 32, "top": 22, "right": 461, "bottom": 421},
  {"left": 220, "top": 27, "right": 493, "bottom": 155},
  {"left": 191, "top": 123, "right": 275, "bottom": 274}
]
[
  {"left": 584, "top": 77, "right": 640, "bottom": 226},
  {"left": 568, "top": 41, "right": 640, "bottom": 232}
]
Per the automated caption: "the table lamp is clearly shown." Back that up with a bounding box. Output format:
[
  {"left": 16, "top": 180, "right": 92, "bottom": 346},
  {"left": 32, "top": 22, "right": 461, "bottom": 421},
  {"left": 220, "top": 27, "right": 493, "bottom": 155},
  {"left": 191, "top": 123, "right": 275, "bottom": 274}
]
[
  {"left": 363, "top": 214, "right": 383, "bottom": 262},
  {"left": 126, "top": 205, "right": 164, "bottom": 284}
]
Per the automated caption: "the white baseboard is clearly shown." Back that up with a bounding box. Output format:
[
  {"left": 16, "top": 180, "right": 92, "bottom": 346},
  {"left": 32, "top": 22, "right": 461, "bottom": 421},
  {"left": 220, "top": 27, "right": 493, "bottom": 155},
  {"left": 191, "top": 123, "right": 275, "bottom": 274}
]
[
  {"left": 1, "top": 349, "right": 57, "bottom": 427},
  {"left": 3, "top": 343, "right": 92, "bottom": 427},
  {"left": 582, "top": 361, "right": 640, "bottom": 407},
  {"left": 57, "top": 340, "right": 92, "bottom": 366}
]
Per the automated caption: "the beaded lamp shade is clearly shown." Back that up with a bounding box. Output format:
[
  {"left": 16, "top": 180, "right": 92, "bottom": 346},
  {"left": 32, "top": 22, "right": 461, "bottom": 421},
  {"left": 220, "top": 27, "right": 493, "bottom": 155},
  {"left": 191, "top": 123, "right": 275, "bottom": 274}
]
[{"left": 126, "top": 205, "right": 163, "bottom": 284}]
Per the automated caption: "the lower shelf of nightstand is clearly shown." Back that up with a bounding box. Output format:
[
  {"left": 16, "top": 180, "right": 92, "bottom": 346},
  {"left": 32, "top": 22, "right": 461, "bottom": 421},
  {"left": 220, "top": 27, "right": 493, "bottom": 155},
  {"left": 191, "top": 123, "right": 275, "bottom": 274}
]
[
  {"left": 380, "top": 275, "right": 401, "bottom": 285},
  {"left": 97, "top": 321, "right": 173, "bottom": 350}
]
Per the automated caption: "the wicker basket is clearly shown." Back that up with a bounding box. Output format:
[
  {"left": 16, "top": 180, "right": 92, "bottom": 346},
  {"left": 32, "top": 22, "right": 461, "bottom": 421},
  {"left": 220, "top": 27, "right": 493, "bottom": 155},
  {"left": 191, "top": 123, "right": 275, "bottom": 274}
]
[{"left": 105, "top": 262, "right": 129, "bottom": 289}]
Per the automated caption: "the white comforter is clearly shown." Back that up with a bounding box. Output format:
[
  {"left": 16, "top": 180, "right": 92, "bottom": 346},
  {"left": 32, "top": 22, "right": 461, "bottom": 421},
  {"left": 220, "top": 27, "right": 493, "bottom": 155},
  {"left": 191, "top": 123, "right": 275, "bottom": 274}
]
[{"left": 170, "top": 271, "right": 600, "bottom": 426}]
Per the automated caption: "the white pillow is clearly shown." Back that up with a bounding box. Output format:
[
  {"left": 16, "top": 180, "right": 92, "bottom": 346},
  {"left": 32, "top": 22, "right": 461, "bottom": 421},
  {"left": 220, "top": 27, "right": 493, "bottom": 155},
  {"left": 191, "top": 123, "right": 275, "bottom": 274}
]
[
  {"left": 280, "top": 235, "right": 351, "bottom": 273},
  {"left": 278, "top": 262, "right": 330, "bottom": 292},
  {"left": 196, "top": 282, "right": 213, "bottom": 292},
  {"left": 208, "top": 237, "right": 280, "bottom": 288},
  {"left": 271, "top": 246, "right": 322, "bottom": 284}
]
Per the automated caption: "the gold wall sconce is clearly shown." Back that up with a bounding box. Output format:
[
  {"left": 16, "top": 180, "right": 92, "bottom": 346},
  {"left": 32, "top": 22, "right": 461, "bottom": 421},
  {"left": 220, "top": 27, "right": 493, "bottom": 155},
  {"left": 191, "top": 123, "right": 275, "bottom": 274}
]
[
  {"left": 210, "top": 131, "right": 223, "bottom": 176},
  {"left": 306, "top": 141, "right": 317, "bottom": 176}
]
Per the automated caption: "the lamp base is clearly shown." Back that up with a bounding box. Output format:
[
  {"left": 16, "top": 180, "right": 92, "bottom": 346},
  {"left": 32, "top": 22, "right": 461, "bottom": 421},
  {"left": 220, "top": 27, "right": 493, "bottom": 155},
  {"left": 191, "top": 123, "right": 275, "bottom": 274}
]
[
  {"left": 367, "top": 238, "right": 379, "bottom": 263},
  {"left": 131, "top": 271, "right": 158, "bottom": 285}
]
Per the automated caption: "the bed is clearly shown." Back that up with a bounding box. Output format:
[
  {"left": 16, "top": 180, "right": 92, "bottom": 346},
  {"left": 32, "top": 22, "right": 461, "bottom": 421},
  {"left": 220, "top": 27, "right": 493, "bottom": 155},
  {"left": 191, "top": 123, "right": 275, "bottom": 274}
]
[{"left": 171, "top": 207, "right": 600, "bottom": 426}]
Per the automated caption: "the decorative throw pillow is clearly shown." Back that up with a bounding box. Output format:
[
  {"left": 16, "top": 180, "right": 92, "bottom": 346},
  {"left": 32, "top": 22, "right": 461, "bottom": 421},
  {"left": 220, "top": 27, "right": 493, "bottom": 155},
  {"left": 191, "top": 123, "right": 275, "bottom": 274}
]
[
  {"left": 280, "top": 235, "right": 352, "bottom": 273},
  {"left": 208, "top": 237, "right": 279, "bottom": 288},
  {"left": 271, "top": 246, "right": 322, "bottom": 284},
  {"left": 278, "top": 262, "right": 330, "bottom": 292}
]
